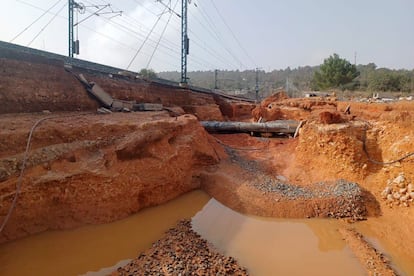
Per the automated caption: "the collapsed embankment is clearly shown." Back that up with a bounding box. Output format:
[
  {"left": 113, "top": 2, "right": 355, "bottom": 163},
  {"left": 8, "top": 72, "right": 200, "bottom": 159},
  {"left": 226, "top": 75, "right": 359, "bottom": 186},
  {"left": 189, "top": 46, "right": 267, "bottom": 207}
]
[
  {"left": 242, "top": 92, "right": 414, "bottom": 274},
  {"left": 1, "top": 45, "right": 414, "bottom": 275},
  {"left": 0, "top": 46, "right": 254, "bottom": 121},
  {"left": 0, "top": 112, "right": 220, "bottom": 243},
  {"left": 0, "top": 55, "right": 399, "bottom": 246}
]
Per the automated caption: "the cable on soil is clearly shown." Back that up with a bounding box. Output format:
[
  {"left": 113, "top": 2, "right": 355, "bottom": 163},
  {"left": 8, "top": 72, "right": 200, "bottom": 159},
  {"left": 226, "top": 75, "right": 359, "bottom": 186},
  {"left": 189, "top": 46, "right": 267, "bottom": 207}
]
[
  {"left": 0, "top": 113, "right": 90, "bottom": 234},
  {"left": 361, "top": 131, "right": 414, "bottom": 166},
  {"left": 363, "top": 141, "right": 414, "bottom": 165},
  {"left": 356, "top": 119, "right": 414, "bottom": 165}
]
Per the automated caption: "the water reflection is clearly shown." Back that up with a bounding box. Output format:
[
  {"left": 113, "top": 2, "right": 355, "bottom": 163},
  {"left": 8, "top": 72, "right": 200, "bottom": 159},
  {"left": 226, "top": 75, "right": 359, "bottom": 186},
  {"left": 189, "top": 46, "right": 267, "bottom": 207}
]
[
  {"left": 0, "top": 190, "right": 210, "bottom": 276},
  {"left": 192, "top": 198, "right": 365, "bottom": 276}
]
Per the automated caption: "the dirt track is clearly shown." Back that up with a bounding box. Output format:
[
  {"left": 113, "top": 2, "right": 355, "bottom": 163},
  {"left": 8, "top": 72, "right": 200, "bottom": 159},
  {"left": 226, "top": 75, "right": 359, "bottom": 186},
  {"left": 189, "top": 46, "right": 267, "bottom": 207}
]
[{"left": 1, "top": 51, "right": 414, "bottom": 275}]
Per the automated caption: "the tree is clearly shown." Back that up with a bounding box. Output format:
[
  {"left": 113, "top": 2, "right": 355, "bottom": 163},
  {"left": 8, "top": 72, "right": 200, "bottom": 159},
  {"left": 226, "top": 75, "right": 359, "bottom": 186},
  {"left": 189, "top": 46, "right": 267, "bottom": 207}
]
[
  {"left": 139, "top": 68, "right": 157, "bottom": 79},
  {"left": 313, "top": 53, "right": 359, "bottom": 90},
  {"left": 368, "top": 69, "right": 411, "bottom": 92},
  {"left": 357, "top": 63, "right": 377, "bottom": 90}
]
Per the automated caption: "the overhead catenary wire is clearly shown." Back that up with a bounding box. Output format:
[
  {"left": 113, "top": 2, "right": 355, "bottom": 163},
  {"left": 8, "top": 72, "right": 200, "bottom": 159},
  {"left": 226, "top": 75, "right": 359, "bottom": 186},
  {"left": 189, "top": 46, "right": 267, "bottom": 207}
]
[
  {"left": 149, "top": 0, "right": 238, "bottom": 69},
  {"left": 126, "top": 5, "right": 169, "bottom": 70},
  {"left": 100, "top": 0, "right": 218, "bottom": 69},
  {"left": 82, "top": 0, "right": 180, "bottom": 53},
  {"left": 13, "top": 0, "right": 181, "bottom": 69},
  {"left": 209, "top": 0, "right": 257, "bottom": 68},
  {"left": 188, "top": 6, "right": 245, "bottom": 70},
  {"left": 17, "top": 0, "right": 179, "bottom": 68},
  {"left": 27, "top": 1, "right": 68, "bottom": 47},
  {"left": 104, "top": 0, "right": 241, "bottom": 70},
  {"left": 187, "top": 9, "right": 239, "bottom": 68},
  {"left": 11, "top": 0, "right": 244, "bottom": 72},
  {"left": 98, "top": 0, "right": 217, "bottom": 70},
  {"left": 190, "top": 1, "right": 247, "bottom": 69},
  {"left": 16, "top": 0, "right": 235, "bottom": 71},
  {"left": 74, "top": 4, "right": 109, "bottom": 26},
  {"left": 146, "top": 0, "right": 179, "bottom": 69},
  {"left": 10, "top": 0, "right": 63, "bottom": 43}
]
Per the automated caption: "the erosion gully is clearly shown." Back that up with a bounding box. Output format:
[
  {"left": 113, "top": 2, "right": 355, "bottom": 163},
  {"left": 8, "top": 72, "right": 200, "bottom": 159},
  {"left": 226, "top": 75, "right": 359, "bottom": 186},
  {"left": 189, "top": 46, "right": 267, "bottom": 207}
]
[{"left": 0, "top": 190, "right": 412, "bottom": 275}]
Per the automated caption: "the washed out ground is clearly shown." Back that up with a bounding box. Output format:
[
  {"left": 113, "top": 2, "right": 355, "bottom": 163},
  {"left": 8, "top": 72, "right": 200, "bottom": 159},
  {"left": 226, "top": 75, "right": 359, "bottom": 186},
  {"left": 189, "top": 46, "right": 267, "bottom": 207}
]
[{"left": 0, "top": 54, "right": 414, "bottom": 275}]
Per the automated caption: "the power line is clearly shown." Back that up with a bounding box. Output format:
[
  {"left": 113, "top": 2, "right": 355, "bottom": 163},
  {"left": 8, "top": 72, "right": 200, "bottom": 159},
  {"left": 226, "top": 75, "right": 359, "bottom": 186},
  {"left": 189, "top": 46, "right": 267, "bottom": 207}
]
[
  {"left": 146, "top": 0, "right": 179, "bottom": 69},
  {"left": 12, "top": 0, "right": 180, "bottom": 69},
  {"left": 161, "top": 6, "right": 239, "bottom": 69},
  {"left": 83, "top": 0, "right": 181, "bottom": 49},
  {"left": 189, "top": 2, "right": 246, "bottom": 69},
  {"left": 155, "top": 0, "right": 181, "bottom": 17},
  {"left": 115, "top": 0, "right": 235, "bottom": 70},
  {"left": 96, "top": 0, "right": 229, "bottom": 70},
  {"left": 10, "top": 0, "right": 63, "bottom": 43},
  {"left": 190, "top": 39, "right": 236, "bottom": 69},
  {"left": 82, "top": 0, "right": 181, "bottom": 54},
  {"left": 209, "top": 0, "right": 257, "bottom": 68},
  {"left": 79, "top": 23, "right": 180, "bottom": 69},
  {"left": 74, "top": 4, "right": 110, "bottom": 26},
  {"left": 27, "top": 1, "right": 68, "bottom": 46},
  {"left": 86, "top": 0, "right": 217, "bottom": 70},
  {"left": 132, "top": 0, "right": 164, "bottom": 18},
  {"left": 187, "top": 13, "right": 239, "bottom": 69},
  {"left": 10, "top": 0, "right": 218, "bottom": 71},
  {"left": 126, "top": 5, "right": 168, "bottom": 69}
]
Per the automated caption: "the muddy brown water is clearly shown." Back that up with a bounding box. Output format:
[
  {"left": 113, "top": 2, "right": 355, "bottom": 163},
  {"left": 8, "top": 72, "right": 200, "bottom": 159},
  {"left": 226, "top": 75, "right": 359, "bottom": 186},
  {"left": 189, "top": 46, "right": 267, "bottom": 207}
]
[
  {"left": 0, "top": 190, "right": 210, "bottom": 276},
  {"left": 192, "top": 198, "right": 365, "bottom": 276},
  {"left": 1, "top": 190, "right": 407, "bottom": 276},
  {"left": 357, "top": 219, "right": 414, "bottom": 276}
]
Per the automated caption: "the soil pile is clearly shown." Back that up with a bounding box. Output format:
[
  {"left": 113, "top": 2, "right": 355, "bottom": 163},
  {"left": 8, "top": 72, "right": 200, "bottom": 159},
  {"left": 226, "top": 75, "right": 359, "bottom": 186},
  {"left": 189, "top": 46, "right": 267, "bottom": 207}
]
[{"left": 252, "top": 92, "right": 339, "bottom": 122}]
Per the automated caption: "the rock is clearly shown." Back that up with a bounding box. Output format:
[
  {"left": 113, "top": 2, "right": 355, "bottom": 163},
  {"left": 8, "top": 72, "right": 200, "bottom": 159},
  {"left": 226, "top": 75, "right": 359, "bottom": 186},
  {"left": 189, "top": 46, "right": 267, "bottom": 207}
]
[
  {"left": 97, "top": 107, "right": 112, "bottom": 114},
  {"left": 381, "top": 187, "right": 392, "bottom": 199},
  {"left": 393, "top": 174, "right": 405, "bottom": 186},
  {"left": 276, "top": 175, "right": 287, "bottom": 182},
  {"left": 397, "top": 182, "right": 406, "bottom": 188},
  {"left": 399, "top": 188, "right": 407, "bottom": 194},
  {"left": 400, "top": 195, "right": 409, "bottom": 202}
]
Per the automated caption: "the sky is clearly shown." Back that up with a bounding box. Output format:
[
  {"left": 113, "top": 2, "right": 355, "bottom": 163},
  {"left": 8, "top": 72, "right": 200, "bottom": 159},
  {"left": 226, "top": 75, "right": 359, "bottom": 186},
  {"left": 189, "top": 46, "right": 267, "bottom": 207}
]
[{"left": 0, "top": 0, "right": 413, "bottom": 72}]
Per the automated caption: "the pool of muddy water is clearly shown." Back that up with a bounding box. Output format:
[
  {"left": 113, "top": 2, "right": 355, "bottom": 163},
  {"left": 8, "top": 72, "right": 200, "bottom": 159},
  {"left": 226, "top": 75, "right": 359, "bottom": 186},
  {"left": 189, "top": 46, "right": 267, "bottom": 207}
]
[
  {"left": 192, "top": 198, "right": 364, "bottom": 276},
  {"left": 0, "top": 190, "right": 371, "bottom": 275},
  {"left": 0, "top": 191, "right": 210, "bottom": 276}
]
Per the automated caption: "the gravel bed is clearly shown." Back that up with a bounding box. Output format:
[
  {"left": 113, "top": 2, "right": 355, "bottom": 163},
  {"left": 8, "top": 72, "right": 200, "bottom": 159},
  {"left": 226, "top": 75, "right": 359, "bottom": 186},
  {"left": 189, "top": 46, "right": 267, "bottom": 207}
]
[
  {"left": 113, "top": 220, "right": 249, "bottom": 276},
  {"left": 225, "top": 147, "right": 367, "bottom": 220}
]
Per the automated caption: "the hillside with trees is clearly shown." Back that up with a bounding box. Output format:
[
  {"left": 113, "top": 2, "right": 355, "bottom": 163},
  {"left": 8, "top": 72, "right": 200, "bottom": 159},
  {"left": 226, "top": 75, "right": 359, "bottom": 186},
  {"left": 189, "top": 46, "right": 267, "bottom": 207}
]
[{"left": 157, "top": 54, "right": 413, "bottom": 97}]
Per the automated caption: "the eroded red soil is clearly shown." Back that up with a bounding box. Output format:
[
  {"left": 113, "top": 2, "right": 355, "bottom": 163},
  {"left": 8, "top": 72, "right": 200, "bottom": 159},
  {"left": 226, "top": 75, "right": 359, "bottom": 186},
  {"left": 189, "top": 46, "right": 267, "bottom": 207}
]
[
  {"left": 0, "top": 112, "right": 219, "bottom": 242},
  {"left": 1, "top": 51, "right": 414, "bottom": 275}
]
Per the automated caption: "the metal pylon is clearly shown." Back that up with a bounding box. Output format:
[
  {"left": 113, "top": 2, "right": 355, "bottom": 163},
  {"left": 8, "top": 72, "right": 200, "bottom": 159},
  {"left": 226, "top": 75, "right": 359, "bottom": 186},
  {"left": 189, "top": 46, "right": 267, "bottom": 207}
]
[{"left": 181, "top": 0, "right": 189, "bottom": 83}]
